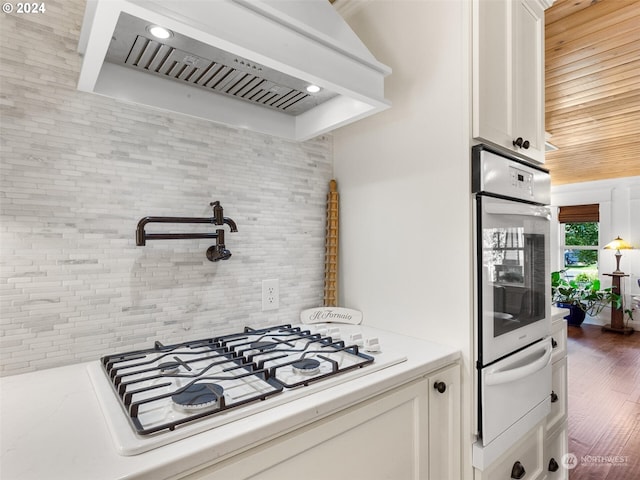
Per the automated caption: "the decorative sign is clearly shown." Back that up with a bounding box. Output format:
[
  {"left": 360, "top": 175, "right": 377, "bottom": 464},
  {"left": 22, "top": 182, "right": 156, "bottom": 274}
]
[{"left": 300, "top": 307, "right": 363, "bottom": 325}]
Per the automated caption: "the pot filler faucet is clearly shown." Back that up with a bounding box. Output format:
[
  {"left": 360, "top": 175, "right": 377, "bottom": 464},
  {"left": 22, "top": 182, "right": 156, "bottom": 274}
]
[{"left": 135, "top": 201, "right": 238, "bottom": 262}]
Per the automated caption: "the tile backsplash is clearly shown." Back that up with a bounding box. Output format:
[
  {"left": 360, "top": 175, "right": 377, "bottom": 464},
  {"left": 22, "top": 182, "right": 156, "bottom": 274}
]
[{"left": 0, "top": 1, "right": 332, "bottom": 375}]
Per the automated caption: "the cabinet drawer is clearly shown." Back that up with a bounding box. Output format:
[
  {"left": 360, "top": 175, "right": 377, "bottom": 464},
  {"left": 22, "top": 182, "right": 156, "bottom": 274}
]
[
  {"left": 543, "top": 421, "right": 568, "bottom": 479},
  {"left": 547, "top": 357, "right": 567, "bottom": 433},
  {"left": 477, "top": 423, "right": 544, "bottom": 480},
  {"left": 550, "top": 319, "right": 567, "bottom": 364}
]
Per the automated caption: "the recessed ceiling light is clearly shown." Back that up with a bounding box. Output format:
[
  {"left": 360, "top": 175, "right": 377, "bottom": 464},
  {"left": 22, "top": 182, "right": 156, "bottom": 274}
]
[
  {"left": 306, "top": 84, "right": 321, "bottom": 93},
  {"left": 147, "top": 25, "right": 172, "bottom": 40}
]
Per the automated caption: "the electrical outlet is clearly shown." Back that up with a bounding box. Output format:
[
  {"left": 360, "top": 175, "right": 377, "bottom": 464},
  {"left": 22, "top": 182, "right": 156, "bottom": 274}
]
[{"left": 262, "top": 279, "right": 279, "bottom": 311}]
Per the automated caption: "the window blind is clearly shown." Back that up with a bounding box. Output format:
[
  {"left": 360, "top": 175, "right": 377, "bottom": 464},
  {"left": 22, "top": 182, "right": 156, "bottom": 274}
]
[{"left": 558, "top": 204, "right": 599, "bottom": 223}]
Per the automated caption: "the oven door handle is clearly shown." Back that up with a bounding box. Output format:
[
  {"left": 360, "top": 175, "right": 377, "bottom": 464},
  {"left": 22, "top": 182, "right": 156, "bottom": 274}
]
[
  {"left": 483, "top": 202, "right": 551, "bottom": 219},
  {"left": 485, "top": 341, "right": 552, "bottom": 386}
]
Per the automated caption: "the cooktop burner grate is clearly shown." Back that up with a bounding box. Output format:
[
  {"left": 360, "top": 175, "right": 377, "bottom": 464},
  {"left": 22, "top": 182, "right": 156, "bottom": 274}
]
[{"left": 100, "top": 324, "right": 374, "bottom": 436}]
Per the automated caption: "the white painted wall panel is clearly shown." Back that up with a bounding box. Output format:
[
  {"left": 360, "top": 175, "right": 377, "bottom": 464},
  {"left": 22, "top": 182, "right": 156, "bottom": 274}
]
[
  {"left": 333, "top": 0, "right": 472, "bottom": 366},
  {"left": 332, "top": 1, "right": 473, "bottom": 477}
]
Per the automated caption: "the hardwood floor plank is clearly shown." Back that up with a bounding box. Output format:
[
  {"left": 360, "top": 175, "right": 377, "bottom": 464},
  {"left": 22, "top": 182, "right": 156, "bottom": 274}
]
[
  {"left": 566, "top": 324, "right": 640, "bottom": 480},
  {"left": 608, "top": 407, "right": 640, "bottom": 480}
]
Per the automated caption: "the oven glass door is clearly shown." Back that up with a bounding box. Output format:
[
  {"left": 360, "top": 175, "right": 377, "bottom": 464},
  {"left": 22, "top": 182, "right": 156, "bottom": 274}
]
[{"left": 477, "top": 195, "right": 551, "bottom": 366}]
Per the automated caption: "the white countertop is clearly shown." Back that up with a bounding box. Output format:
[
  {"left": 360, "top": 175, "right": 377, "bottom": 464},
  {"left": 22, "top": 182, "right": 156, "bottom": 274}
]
[
  {"left": 551, "top": 305, "right": 568, "bottom": 321},
  {"left": 0, "top": 324, "right": 459, "bottom": 480}
]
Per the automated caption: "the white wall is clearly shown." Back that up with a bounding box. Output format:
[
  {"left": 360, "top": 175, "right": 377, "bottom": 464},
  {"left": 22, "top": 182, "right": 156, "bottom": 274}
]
[
  {"left": 0, "top": 0, "right": 332, "bottom": 375},
  {"left": 332, "top": 1, "right": 473, "bottom": 476},
  {"left": 551, "top": 176, "right": 640, "bottom": 325},
  {"left": 333, "top": 0, "right": 472, "bottom": 348}
]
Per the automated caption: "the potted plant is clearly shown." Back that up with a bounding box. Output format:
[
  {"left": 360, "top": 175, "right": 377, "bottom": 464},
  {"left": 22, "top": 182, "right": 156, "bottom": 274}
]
[{"left": 551, "top": 270, "right": 621, "bottom": 326}]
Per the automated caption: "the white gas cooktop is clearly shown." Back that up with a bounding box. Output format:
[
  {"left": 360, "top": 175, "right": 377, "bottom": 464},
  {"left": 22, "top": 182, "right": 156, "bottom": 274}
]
[{"left": 88, "top": 323, "right": 407, "bottom": 455}]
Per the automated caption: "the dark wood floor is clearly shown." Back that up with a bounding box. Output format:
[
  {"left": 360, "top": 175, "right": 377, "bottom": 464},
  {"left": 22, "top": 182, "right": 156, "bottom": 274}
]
[{"left": 567, "top": 323, "right": 640, "bottom": 480}]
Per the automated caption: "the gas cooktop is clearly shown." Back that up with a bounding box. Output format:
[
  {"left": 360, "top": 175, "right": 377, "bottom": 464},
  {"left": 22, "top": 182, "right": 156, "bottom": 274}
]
[{"left": 88, "top": 323, "right": 406, "bottom": 455}]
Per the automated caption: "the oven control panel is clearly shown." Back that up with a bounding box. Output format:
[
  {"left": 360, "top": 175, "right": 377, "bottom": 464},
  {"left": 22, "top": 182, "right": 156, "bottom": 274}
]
[
  {"left": 472, "top": 146, "right": 550, "bottom": 204},
  {"left": 509, "top": 166, "right": 534, "bottom": 197}
]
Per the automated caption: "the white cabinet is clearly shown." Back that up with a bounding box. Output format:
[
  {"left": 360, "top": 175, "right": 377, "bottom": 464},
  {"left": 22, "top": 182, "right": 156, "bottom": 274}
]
[
  {"left": 429, "top": 364, "right": 462, "bottom": 479},
  {"left": 542, "top": 422, "right": 568, "bottom": 480},
  {"left": 474, "top": 422, "right": 545, "bottom": 480},
  {"left": 181, "top": 364, "right": 460, "bottom": 480},
  {"left": 473, "top": 0, "right": 549, "bottom": 163},
  {"left": 474, "top": 420, "right": 566, "bottom": 480},
  {"left": 542, "top": 316, "right": 568, "bottom": 479},
  {"left": 547, "top": 355, "right": 567, "bottom": 435}
]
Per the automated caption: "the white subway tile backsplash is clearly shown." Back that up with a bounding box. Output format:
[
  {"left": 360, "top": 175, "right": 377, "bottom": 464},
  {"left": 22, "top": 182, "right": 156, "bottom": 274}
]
[{"left": 0, "top": 0, "right": 333, "bottom": 376}]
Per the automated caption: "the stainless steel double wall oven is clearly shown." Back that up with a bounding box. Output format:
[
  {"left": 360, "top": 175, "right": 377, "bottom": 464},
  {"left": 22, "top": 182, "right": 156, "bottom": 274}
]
[{"left": 472, "top": 144, "right": 553, "bottom": 468}]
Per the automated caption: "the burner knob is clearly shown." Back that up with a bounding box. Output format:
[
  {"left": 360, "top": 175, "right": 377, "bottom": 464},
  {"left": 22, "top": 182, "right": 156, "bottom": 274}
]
[
  {"left": 328, "top": 327, "right": 341, "bottom": 340},
  {"left": 364, "top": 337, "right": 381, "bottom": 352},
  {"left": 349, "top": 333, "right": 364, "bottom": 347}
]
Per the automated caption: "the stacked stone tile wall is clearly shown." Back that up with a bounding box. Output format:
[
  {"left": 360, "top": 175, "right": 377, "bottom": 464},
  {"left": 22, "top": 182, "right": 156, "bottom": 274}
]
[{"left": 0, "top": 0, "right": 332, "bottom": 375}]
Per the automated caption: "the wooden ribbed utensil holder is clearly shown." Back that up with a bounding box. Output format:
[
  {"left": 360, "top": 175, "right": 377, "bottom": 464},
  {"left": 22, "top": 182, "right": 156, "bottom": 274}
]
[{"left": 324, "top": 179, "right": 339, "bottom": 307}]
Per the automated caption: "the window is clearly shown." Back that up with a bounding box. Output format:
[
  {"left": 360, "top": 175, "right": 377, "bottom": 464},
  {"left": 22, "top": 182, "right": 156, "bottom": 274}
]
[{"left": 558, "top": 204, "right": 599, "bottom": 281}]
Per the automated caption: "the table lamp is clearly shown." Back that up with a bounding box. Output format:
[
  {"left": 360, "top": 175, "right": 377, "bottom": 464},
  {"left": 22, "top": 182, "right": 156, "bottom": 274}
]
[
  {"left": 602, "top": 236, "right": 634, "bottom": 334},
  {"left": 603, "top": 236, "right": 633, "bottom": 274}
]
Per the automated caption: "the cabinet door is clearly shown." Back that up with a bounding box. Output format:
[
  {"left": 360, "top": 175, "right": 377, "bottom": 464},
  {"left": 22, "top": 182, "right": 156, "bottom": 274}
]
[
  {"left": 513, "top": 0, "right": 545, "bottom": 162},
  {"left": 550, "top": 318, "right": 567, "bottom": 365},
  {"left": 473, "top": 0, "right": 546, "bottom": 163},
  {"left": 546, "top": 357, "right": 567, "bottom": 434},
  {"left": 182, "top": 377, "right": 431, "bottom": 480},
  {"left": 429, "top": 364, "right": 461, "bottom": 480},
  {"left": 472, "top": 0, "right": 511, "bottom": 149}
]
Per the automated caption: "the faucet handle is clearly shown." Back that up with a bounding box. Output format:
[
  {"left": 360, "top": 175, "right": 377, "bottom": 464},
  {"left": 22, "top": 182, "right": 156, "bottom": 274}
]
[{"left": 210, "top": 201, "right": 224, "bottom": 225}]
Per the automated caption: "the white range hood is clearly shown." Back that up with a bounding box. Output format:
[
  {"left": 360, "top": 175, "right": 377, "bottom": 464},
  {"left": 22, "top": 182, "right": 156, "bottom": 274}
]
[{"left": 77, "top": 0, "right": 391, "bottom": 141}]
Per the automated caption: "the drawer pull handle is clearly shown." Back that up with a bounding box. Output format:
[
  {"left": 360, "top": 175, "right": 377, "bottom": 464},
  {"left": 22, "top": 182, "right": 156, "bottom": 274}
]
[
  {"left": 551, "top": 391, "right": 558, "bottom": 403},
  {"left": 434, "top": 381, "right": 447, "bottom": 394},
  {"left": 549, "top": 457, "right": 559, "bottom": 472},
  {"left": 485, "top": 341, "right": 552, "bottom": 386},
  {"left": 511, "top": 460, "right": 526, "bottom": 479}
]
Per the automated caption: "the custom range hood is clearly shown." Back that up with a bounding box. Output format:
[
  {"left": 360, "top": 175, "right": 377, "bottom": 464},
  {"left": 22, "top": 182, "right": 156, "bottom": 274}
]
[{"left": 77, "top": 0, "right": 391, "bottom": 141}]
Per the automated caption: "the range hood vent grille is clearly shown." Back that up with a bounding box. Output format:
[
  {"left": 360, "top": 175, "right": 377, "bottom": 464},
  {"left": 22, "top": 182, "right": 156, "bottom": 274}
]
[
  {"left": 78, "top": 0, "right": 391, "bottom": 141},
  {"left": 124, "top": 35, "right": 311, "bottom": 114}
]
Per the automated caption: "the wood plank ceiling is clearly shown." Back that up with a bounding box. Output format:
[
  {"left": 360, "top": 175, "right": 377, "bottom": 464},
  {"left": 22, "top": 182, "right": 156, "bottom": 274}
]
[{"left": 544, "top": 0, "right": 640, "bottom": 185}]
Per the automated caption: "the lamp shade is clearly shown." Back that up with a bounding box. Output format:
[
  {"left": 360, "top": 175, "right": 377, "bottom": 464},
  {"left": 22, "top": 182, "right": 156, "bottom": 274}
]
[{"left": 603, "top": 236, "right": 633, "bottom": 251}]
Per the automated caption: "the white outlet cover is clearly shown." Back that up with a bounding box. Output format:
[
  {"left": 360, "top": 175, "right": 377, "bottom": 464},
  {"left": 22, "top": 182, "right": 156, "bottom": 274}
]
[{"left": 261, "top": 279, "right": 279, "bottom": 311}]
